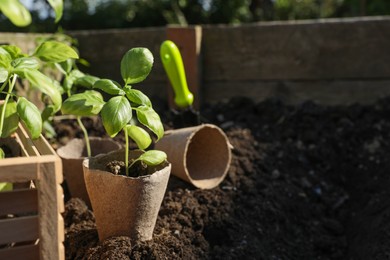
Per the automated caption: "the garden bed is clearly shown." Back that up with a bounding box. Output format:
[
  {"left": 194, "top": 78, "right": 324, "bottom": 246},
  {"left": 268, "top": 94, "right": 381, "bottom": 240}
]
[{"left": 58, "top": 96, "right": 390, "bottom": 259}]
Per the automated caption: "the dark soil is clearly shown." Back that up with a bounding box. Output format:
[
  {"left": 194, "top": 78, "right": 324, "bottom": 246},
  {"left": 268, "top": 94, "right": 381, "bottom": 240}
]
[{"left": 58, "top": 96, "right": 390, "bottom": 259}]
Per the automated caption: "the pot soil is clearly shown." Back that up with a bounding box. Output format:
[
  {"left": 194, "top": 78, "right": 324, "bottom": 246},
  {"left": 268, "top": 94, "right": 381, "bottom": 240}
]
[
  {"left": 83, "top": 149, "right": 171, "bottom": 242},
  {"left": 62, "top": 96, "right": 390, "bottom": 259},
  {"left": 57, "top": 137, "right": 122, "bottom": 207}
]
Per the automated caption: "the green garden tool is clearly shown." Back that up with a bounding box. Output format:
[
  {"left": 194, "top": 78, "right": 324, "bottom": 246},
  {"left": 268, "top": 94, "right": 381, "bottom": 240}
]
[{"left": 160, "top": 40, "right": 200, "bottom": 128}]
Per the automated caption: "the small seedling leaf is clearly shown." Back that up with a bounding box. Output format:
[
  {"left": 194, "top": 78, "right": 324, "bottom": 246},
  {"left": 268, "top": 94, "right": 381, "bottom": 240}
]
[
  {"left": 101, "top": 96, "right": 132, "bottom": 137},
  {"left": 0, "top": 67, "right": 8, "bottom": 83},
  {"left": 139, "top": 150, "right": 167, "bottom": 166},
  {"left": 62, "top": 90, "right": 105, "bottom": 116},
  {"left": 74, "top": 75, "right": 99, "bottom": 88},
  {"left": 121, "top": 48, "right": 153, "bottom": 85},
  {"left": 136, "top": 105, "right": 164, "bottom": 140},
  {"left": 124, "top": 87, "right": 152, "bottom": 107},
  {"left": 0, "top": 182, "right": 13, "bottom": 192},
  {"left": 126, "top": 125, "right": 152, "bottom": 150},
  {"left": 0, "top": 148, "right": 4, "bottom": 159},
  {"left": 2, "top": 45, "right": 23, "bottom": 59},
  {"left": 17, "top": 97, "right": 42, "bottom": 139},
  {"left": 34, "top": 41, "right": 79, "bottom": 63},
  {"left": 23, "top": 69, "right": 62, "bottom": 112},
  {"left": 46, "top": 0, "right": 63, "bottom": 23},
  {"left": 12, "top": 57, "right": 39, "bottom": 70},
  {"left": 0, "top": 100, "right": 19, "bottom": 138},
  {"left": 0, "top": 0, "right": 31, "bottom": 27},
  {"left": 93, "top": 79, "right": 125, "bottom": 95},
  {"left": 62, "top": 69, "right": 85, "bottom": 91}
]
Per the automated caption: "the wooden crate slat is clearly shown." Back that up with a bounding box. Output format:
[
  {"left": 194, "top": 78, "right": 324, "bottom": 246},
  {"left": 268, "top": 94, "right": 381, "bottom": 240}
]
[
  {"left": 16, "top": 125, "right": 39, "bottom": 157},
  {"left": 0, "top": 243, "right": 39, "bottom": 260},
  {"left": 0, "top": 159, "right": 39, "bottom": 181},
  {"left": 38, "top": 161, "right": 64, "bottom": 260},
  {"left": 31, "top": 135, "right": 56, "bottom": 156},
  {"left": 0, "top": 215, "right": 39, "bottom": 245},
  {"left": 0, "top": 189, "right": 38, "bottom": 216}
]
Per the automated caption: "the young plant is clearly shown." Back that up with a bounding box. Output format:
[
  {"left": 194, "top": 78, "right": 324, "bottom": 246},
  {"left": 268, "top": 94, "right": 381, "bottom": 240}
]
[
  {"left": 62, "top": 47, "right": 167, "bottom": 176},
  {"left": 0, "top": 41, "right": 79, "bottom": 139},
  {"left": 56, "top": 57, "right": 100, "bottom": 157}
]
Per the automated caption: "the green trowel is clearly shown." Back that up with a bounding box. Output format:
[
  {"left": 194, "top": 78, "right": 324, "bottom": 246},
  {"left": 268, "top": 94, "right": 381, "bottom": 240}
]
[{"left": 160, "top": 40, "right": 200, "bottom": 128}]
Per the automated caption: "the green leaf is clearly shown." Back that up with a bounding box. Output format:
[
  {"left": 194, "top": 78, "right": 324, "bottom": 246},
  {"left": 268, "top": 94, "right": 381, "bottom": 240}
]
[
  {"left": 0, "top": 67, "right": 8, "bottom": 83},
  {"left": 17, "top": 97, "right": 42, "bottom": 139},
  {"left": 0, "top": 48, "right": 12, "bottom": 68},
  {"left": 136, "top": 105, "right": 164, "bottom": 140},
  {"left": 2, "top": 45, "right": 23, "bottom": 59},
  {"left": 125, "top": 125, "right": 152, "bottom": 150},
  {"left": 62, "top": 90, "right": 105, "bottom": 116},
  {"left": 23, "top": 69, "right": 62, "bottom": 112},
  {"left": 138, "top": 150, "right": 167, "bottom": 166},
  {"left": 74, "top": 75, "right": 99, "bottom": 88},
  {"left": 0, "top": 100, "right": 19, "bottom": 138},
  {"left": 121, "top": 48, "right": 153, "bottom": 85},
  {"left": 0, "top": 0, "right": 31, "bottom": 27},
  {"left": 62, "top": 69, "right": 85, "bottom": 91},
  {"left": 0, "top": 182, "right": 13, "bottom": 192},
  {"left": 101, "top": 96, "right": 132, "bottom": 137},
  {"left": 34, "top": 41, "right": 79, "bottom": 63},
  {"left": 12, "top": 57, "right": 39, "bottom": 70},
  {"left": 0, "top": 148, "right": 4, "bottom": 159},
  {"left": 46, "top": 0, "right": 63, "bottom": 23},
  {"left": 93, "top": 79, "right": 125, "bottom": 95},
  {"left": 56, "top": 59, "right": 73, "bottom": 74},
  {"left": 124, "top": 87, "right": 152, "bottom": 107}
]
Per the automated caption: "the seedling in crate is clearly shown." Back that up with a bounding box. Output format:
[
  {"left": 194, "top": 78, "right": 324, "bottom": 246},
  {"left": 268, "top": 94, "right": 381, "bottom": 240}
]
[
  {"left": 0, "top": 41, "right": 78, "bottom": 139},
  {"left": 62, "top": 47, "right": 166, "bottom": 175}
]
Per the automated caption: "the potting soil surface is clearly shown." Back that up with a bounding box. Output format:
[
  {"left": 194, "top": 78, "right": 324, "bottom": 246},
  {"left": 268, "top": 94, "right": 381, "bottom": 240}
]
[{"left": 57, "top": 96, "right": 390, "bottom": 259}]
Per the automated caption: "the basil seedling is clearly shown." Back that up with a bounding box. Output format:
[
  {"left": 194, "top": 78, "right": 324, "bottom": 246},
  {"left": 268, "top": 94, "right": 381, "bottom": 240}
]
[{"left": 62, "top": 48, "right": 167, "bottom": 176}]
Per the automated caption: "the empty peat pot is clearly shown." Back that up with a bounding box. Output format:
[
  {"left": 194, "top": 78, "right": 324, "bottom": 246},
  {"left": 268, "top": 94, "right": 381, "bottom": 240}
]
[
  {"left": 57, "top": 137, "right": 122, "bottom": 207},
  {"left": 83, "top": 149, "right": 171, "bottom": 242},
  {"left": 155, "top": 124, "right": 232, "bottom": 189}
]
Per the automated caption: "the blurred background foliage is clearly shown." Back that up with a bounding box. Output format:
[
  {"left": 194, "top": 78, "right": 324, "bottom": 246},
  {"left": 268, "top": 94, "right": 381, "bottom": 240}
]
[{"left": 1, "top": 0, "right": 390, "bottom": 32}]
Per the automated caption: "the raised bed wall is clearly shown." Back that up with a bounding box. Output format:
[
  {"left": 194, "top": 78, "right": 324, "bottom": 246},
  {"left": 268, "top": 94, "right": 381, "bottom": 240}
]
[{"left": 1, "top": 17, "right": 389, "bottom": 105}]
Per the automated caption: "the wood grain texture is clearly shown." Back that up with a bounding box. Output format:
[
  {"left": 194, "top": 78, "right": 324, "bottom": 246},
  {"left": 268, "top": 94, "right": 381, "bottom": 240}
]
[
  {"left": 201, "top": 17, "right": 390, "bottom": 81},
  {"left": 0, "top": 244, "right": 39, "bottom": 260},
  {"left": 0, "top": 189, "right": 38, "bottom": 215},
  {"left": 0, "top": 216, "right": 39, "bottom": 245}
]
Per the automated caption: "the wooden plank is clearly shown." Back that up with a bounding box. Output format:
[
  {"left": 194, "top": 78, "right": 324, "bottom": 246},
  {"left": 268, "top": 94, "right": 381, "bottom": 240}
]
[
  {"left": 166, "top": 26, "right": 202, "bottom": 109},
  {"left": 201, "top": 17, "right": 390, "bottom": 81},
  {"left": 31, "top": 135, "right": 56, "bottom": 156},
  {"left": 0, "top": 216, "right": 39, "bottom": 245},
  {"left": 203, "top": 79, "right": 390, "bottom": 105},
  {"left": 38, "top": 161, "right": 64, "bottom": 260},
  {"left": 0, "top": 158, "right": 39, "bottom": 181},
  {"left": 16, "top": 125, "right": 39, "bottom": 157},
  {"left": 0, "top": 189, "right": 38, "bottom": 216},
  {"left": 0, "top": 243, "right": 39, "bottom": 260}
]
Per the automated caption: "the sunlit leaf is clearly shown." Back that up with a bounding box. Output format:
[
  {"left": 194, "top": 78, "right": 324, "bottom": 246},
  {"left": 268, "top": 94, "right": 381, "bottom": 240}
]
[
  {"left": 93, "top": 79, "right": 125, "bottom": 95},
  {"left": 34, "top": 41, "right": 79, "bottom": 63},
  {"left": 0, "top": 0, "right": 31, "bottom": 27},
  {"left": 0, "top": 67, "right": 8, "bottom": 83},
  {"left": 12, "top": 57, "right": 39, "bottom": 70},
  {"left": 124, "top": 86, "right": 152, "bottom": 107},
  {"left": 23, "top": 69, "right": 62, "bottom": 112},
  {"left": 1, "top": 45, "right": 23, "bottom": 59},
  {"left": 17, "top": 97, "right": 42, "bottom": 139},
  {"left": 138, "top": 150, "right": 167, "bottom": 166},
  {"left": 0, "top": 148, "right": 4, "bottom": 159},
  {"left": 74, "top": 75, "right": 99, "bottom": 88},
  {"left": 121, "top": 48, "right": 153, "bottom": 85},
  {"left": 62, "top": 90, "right": 105, "bottom": 116},
  {"left": 0, "top": 182, "right": 13, "bottom": 192},
  {"left": 0, "top": 100, "right": 19, "bottom": 138},
  {"left": 47, "top": 0, "right": 63, "bottom": 23},
  {"left": 125, "top": 125, "right": 152, "bottom": 150},
  {"left": 136, "top": 105, "right": 164, "bottom": 140},
  {"left": 101, "top": 96, "right": 132, "bottom": 137}
]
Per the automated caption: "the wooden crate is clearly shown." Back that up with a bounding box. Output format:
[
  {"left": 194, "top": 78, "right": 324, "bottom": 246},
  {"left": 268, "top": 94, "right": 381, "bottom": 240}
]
[{"left": 0, "top": 124, "right": 64, "bottom": 260}]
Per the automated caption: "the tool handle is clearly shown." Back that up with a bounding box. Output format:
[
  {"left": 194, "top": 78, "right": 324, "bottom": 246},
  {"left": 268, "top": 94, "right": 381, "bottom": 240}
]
[{"left": 160, "top": 40, "right": 194, "bottom": 108}]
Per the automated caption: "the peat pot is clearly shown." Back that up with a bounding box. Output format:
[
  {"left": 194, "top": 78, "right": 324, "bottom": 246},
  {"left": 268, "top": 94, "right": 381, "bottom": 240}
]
[
  {"left": 56, "top": 137, "right": 121, "bottom": 207},
  {"left": 82, "top": 149, "right": 171, "bottom": 242}
]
